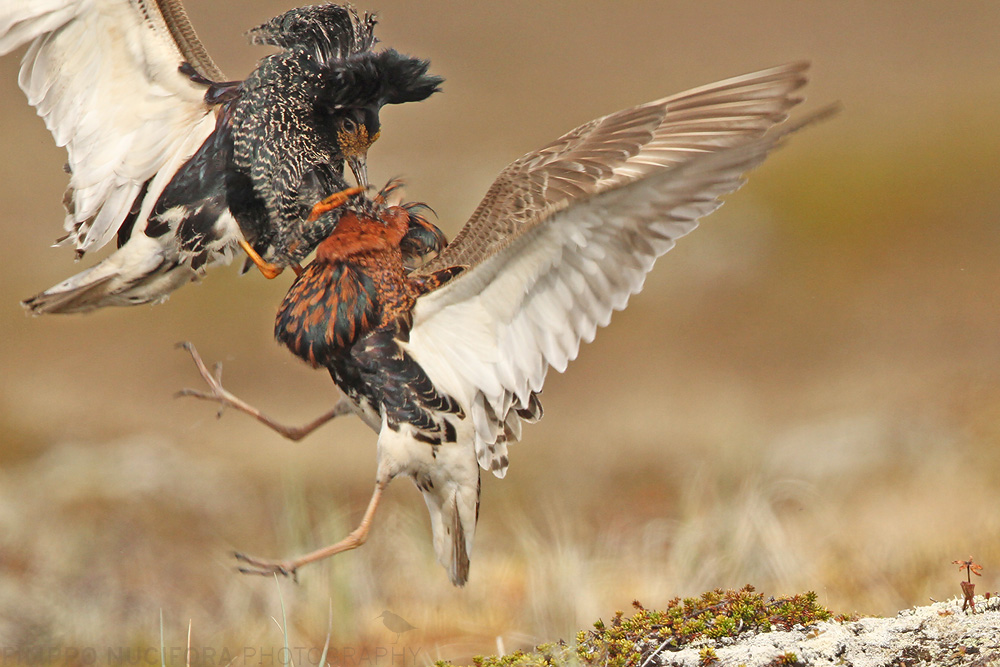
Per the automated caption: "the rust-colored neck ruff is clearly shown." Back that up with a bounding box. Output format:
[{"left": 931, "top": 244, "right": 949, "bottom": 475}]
[{"left": 275, "top": 206, "right": 417, "bottom": 367}]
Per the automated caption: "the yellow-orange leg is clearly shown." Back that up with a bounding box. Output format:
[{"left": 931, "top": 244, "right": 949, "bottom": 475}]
[
  {"left": 307, "top": 186, "right": 366, "bottom": 222},
  {"left": 238, "top": 240, "right": 283, "bottom": 279},
  {"left": 235, "top": 480, "right": 387, "bottom": 579}
]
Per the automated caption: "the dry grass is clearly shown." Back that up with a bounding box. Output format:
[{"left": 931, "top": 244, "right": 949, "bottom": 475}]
[{"left": 1, "top": 395, "right": 998, "bottom": 663}]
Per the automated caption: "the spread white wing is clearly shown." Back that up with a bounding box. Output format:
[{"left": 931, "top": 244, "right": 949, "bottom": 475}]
[
  {"left": 0, "top": 0, "right": 223, "bottom": 252},
  {"left": 404, "top": 62, "right": 823, "bottom": 477}
]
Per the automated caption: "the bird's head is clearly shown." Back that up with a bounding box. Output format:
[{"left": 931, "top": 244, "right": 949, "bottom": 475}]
[
  {"left": 321, "top": 48, "right": 443, "bottom": 189},
  {"left": 332, "top": 108, "right": 380, "bottom": 190},
  {"left": 247, "top": 4, "right": 443, "bottom": 189}
]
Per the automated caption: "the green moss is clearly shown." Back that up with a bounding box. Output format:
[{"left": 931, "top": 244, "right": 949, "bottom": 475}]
[
  {"left": 441, "top": 586, "right": 833, "bottom": 667},
  {"left": 766, "top": 651, "right": 801, "bottom": 667},
  {"left": 698, "top": 646, "right": 719, "bottom": 666}
]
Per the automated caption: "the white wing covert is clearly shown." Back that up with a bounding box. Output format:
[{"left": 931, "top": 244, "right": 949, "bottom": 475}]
[
  {"left": 0, "top": 0, "right": 220, "bottom": 252},
  {"left": 405, "top": 63, "right": 821, "bottom": 478}
]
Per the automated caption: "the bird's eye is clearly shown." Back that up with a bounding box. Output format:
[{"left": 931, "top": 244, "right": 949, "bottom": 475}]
[{"left": 342, "top": 118, "right": 357, "bottom": 133}]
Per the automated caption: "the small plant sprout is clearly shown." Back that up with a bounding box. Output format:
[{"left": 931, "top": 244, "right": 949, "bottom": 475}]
[{"left": 952, "top": 557, "right": 983, "bottom": 612}]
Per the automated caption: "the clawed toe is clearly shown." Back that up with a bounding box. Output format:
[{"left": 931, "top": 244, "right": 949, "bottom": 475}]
[
  {"left": 175, "top": 340, "right": 350, "bottom": 440},
  {"left": 175, "top": 341, "right": 237, "bottom": 415},
  {"left": 234, "top": 551, "right": 298, "bottom": 581}
]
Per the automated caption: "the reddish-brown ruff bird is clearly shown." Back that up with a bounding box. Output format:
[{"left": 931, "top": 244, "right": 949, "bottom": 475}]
[{"left": 181, "top": 62, "right": 832, "bottom": 586}]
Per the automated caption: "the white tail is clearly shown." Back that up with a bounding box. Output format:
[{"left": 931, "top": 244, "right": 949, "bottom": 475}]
[
  {"left": 376, "top": 420, "right": 481, "bottom": 586},
  {"left": 420, "top": 469, "right": 480, "bottom": 586}
]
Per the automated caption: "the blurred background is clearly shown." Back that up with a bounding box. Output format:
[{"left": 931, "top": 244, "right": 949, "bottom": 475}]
[{"left": 1, "top": 0, "right": 999, "bottom": 661}]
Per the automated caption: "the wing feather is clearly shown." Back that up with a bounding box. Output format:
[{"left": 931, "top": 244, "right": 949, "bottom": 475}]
[
  {"left": 418, "top": 62, "right": 809, "bottom": 275},
  {"left": 0, "top": 0, "right": 219, "bottom": 252},
  {"left": 405, "top": 64, "right": 829, "bottom": 478}
]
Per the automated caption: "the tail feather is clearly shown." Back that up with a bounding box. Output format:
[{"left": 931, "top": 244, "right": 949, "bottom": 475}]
[
  {"left": 450, "top": 495, "right": 471, "bottom": 584},
  {"left": 420, "top": 464, "right": 480, "bottom": 586},
  {"left": 22, "top": 272, "right": 120, "bottom": 315},
  {"left": 21, "top": 234, "right": 207, "bottom": 315},
  {"left": 376, "top": 417, "right": 481, "bottom": 586}
]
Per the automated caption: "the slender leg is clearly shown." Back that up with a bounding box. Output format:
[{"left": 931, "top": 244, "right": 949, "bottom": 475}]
[
  {"left": 235, "top": 480, "right": 387, "bottom": 579},
  {"left": 175, "top": 342, "right": 352, "bottom": 441},
  {"left": 238, "top": 240, "right": 283, "bottom": 279},
  {"left": 307, "top": 186, "right": 366, "bottom": 222}
]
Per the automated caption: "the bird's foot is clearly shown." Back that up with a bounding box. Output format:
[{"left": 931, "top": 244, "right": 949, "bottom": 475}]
[
  {"left": 228, "top": 483, "right": 385, "bottom": 581},
  {"left": 234, "top": 552, "right": 298, "bottom": 582},
  {"left": 174, "top": 342, "right": 244, "bottom": 419},
  {"left": 238, "top": 240, "right": 283, "bottom": 279},
  {"left": 176, "top": 341, "right": 352, "bottom": 440},
  {"left": 307, "top": 186, "right": 366, "bottom": 222}
]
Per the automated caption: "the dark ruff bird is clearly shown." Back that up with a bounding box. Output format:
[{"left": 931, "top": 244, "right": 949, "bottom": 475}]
[
  {"left": 180, "top": 62, "right": 835, "bottom": 586},
  {"left": 1, "top": 1, "right": 441, "bottom": 314}
]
